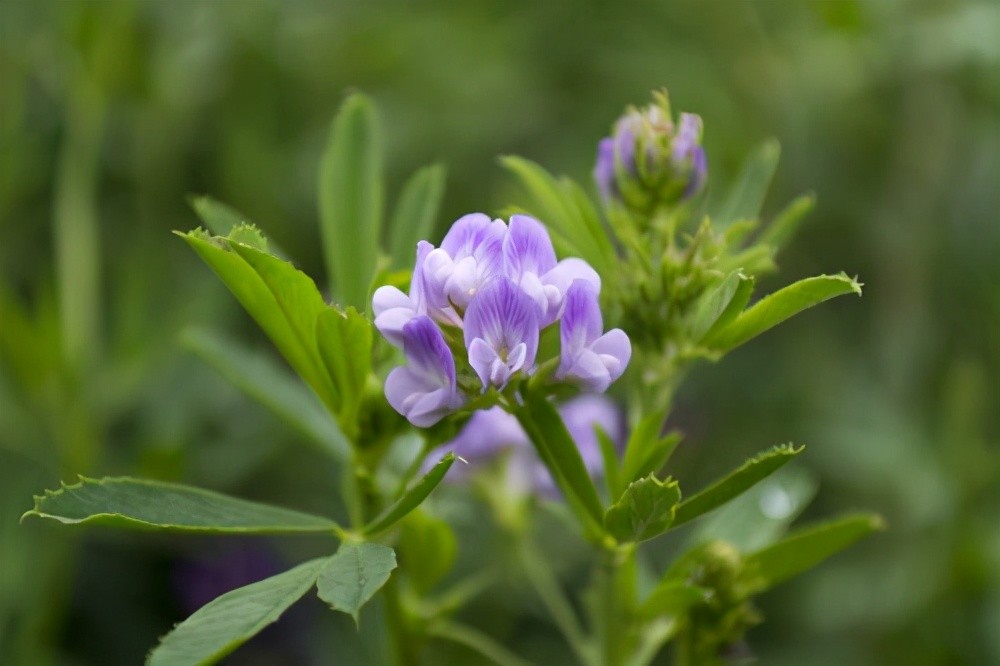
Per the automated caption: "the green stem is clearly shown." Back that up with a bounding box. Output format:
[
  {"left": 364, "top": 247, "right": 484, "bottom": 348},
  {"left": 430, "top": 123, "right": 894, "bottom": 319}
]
[{"left": 598, "top": 543, "right": 637, "bottom": 666}]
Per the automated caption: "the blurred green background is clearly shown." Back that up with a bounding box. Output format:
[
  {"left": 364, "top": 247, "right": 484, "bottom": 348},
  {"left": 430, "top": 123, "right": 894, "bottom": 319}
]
[{"left": 2, "top": 0, "right": 998, "bottom": 664}]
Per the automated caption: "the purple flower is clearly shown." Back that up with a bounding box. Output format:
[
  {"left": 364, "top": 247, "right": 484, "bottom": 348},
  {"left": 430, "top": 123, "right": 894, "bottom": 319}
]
[
  {"left": 385, "top": 316, "right": 464, "bottom": 426},
  {"left": 594, "top": 91, "right": 707, "bottom": 207},
  {"left": 422, "top": 213, "right": 506, "bottom": 323},
  {"left": 673, "top": 113, "right": 707, "bottom": 197},
  {"left": 502, "top": 215, "right": 601, "bottom": 325},
  {"left": 464, "top": 277, "right": 540, "bottom": 390},
  {"left": 373, "top": 241, "right": 433, "bottom": 347},
  {"left": 556, "top": 280, "right": 631, "bottom": 393}
]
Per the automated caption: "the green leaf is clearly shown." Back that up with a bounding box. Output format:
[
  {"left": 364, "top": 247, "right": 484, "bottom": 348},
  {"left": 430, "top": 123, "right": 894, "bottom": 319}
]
[
  {"left": 147, "top": 557, "right": 327, "bottom": 666},
  {"left": 315, "top": 306, "right": 373, "bottom": 436},
  {"left": 181, "top": 327, "right": 349, "bottom": 460},
  {"left": 363, "top": 453, "right": 456, "bottom": 537},
  {"left": 744, "top": 513, "right": 885, "bottom": 591},
  {"left": 398, "top": 509, "right": 457, "bottom": 594},
  {"left": 514, "top": 396, "right": 605, "bottom": 533},
  {"left": 317, "top": 542, "right": 397, "bottom": 622},
  {"left": 672, "top": 444, "right": 803, "bottom": 528},
  {"left": 178, "top": 232, "right": 340, "bottom": 414},
  {"left": 23, "top": 477, "right": 341, "bottom": 535},
  {"left": 389, "top": 163, "right": 446, "bottom": 267},
  {"left": 689, "top": 271, "right": 750, "bottom": 341},
  {"left": 595, "top": 425, "right": 622, "bottom": 499},
  {"left": 619, "top": 408, "right": 680, "bottom": 487},
  {"left": 712, "top": 138, "right": 781, "bottom": 227},
  {"left": 319, "top": 93, "right": 384, "bottom": 310},
  {"left": 759, "top": 192, "right": 815, "bottom": 252},
  {"left": 604, "top": 474, "right": 682, "bottom": 542},
  {"left": 701, "top": 274, "right": 755, "bottom": 342},
  {"left": 703, "top": 273, "right": 862, "bottom": 352},
  {"left": 637, "top": 580, "right": 709, "bottom": 619}
]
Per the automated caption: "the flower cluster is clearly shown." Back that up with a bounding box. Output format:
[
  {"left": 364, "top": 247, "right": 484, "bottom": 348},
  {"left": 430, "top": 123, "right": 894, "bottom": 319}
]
[
  {"left": 374, "top": 213, "right": 631, "bottom": 426},
  {"left": 595, "top": 90, "right": 707, "bottom": 211}
]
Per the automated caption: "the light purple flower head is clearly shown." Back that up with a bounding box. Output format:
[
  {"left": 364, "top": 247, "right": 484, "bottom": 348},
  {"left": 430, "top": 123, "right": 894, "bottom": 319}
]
[
  {"left": 385, "top": 316, "right": 465, "bottom": 427},
  {"left": 503, "top": 215, "right": 601, "bottom": 325},
  {"left": 422, "top": 213, "right": 506, "bottom": 324},
  {"left": 464, "top": 277, "right": 540, "bottom": 390},
  {"left": 594, "top": 91, "right": 707, "bottom": 208},
  {"left": 556, "top": 280, "right": 631, "bottom": 393},
  {"left": 373, "top": 241, "right": 433, "bottom": 347}
]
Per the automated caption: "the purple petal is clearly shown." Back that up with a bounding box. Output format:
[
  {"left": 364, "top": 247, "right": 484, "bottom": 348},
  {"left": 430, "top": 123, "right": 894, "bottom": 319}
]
[
  {"left": 402, "top": 316, "right": 457, "bottom": 387},
  {"left": 409, "top": 240, "right": 433, "bottom": 309},
  {"left": 561, "top": 350, "right": 614, "bottom": 392},
  {"left": 463, "top": 278, "right": 540, "bottom": 389},
  {"left": 671, "top": 113, "right": 703, "bottom": 164},
  {"left": 503, "top": 215, "right": 557, "bottom": 278},
  {"left": 541, "top": 259, "right": 601, "bottom": 324},
  {"left": 591, "top": 328, "right": 632, "bottom": 384},
  {"left": 384, "top": 317, "right": 464, "bottom": 427},
  {"left": 440, "top": 213, "right": 506, "bottom": 260},
  {"left": 559, "top": 280, "right": 603, "bottom": 361},
  {"left": 594, "top": 137, "right": 616, "bottom": 201}
]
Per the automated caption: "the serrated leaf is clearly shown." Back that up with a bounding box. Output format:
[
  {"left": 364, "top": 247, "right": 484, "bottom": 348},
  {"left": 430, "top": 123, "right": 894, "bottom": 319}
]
[
  {"left": 672, "top": 445, "right": 803, "bottom": 528},
  {"left": 178, "top": 232, "right": 340, "bottom": 415},
  {"left": 514, "top": 395, "right": 605, "bottom": 534},
  {"left": 23, "top": 477, "right": 341, "bottom": 535},
  {"left": 604, "top": 475, "right": 681, "bottom": 542},
  {"left": 147, "top": 557, "right": 327, "bottom": 666},
  {"left": 744, "top": 513, "right": 884, "bottom": 591},
  {"left": 315, "top": 307, "right": 373, "bottom": 437},
  {"left": 188, "top": 195, "right": 248, "bottom": 237},
  {"left": 759, "top": 192, "right": 815, "bottom": 252},
  {"left": 398, "top": 509, "right": 457, "bottom": 594},
  {"left": 363, "top": 453, "right": 456, "bottom": 537},
  {"left": 317, "top": 542, "right": 397, "bottom": 622},
  {"left": 319, "top": 93, "right": 384, "bottom": 310},
  {"left": 389, "top": 163, "right": 446, "bottom": 267},
  {"left": 181, "top": 327, "right": 349, "bottom": 460},
  {"left": 703, "top": 274, "right": 862, "bottom": 352},
  {"left": 712, "top": 138, "right": 781, "bottom": 227}
]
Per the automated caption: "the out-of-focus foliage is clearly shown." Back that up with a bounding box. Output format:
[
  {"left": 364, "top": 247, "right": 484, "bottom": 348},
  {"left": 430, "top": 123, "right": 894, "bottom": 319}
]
[{"left": 1, "top": 0, "right": 997, "bottom": 664}]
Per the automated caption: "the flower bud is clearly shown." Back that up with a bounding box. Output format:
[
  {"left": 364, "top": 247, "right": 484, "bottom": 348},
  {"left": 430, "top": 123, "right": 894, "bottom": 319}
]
[{"left": 594, "top": 90, "right": 707, "bottom": 212}]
